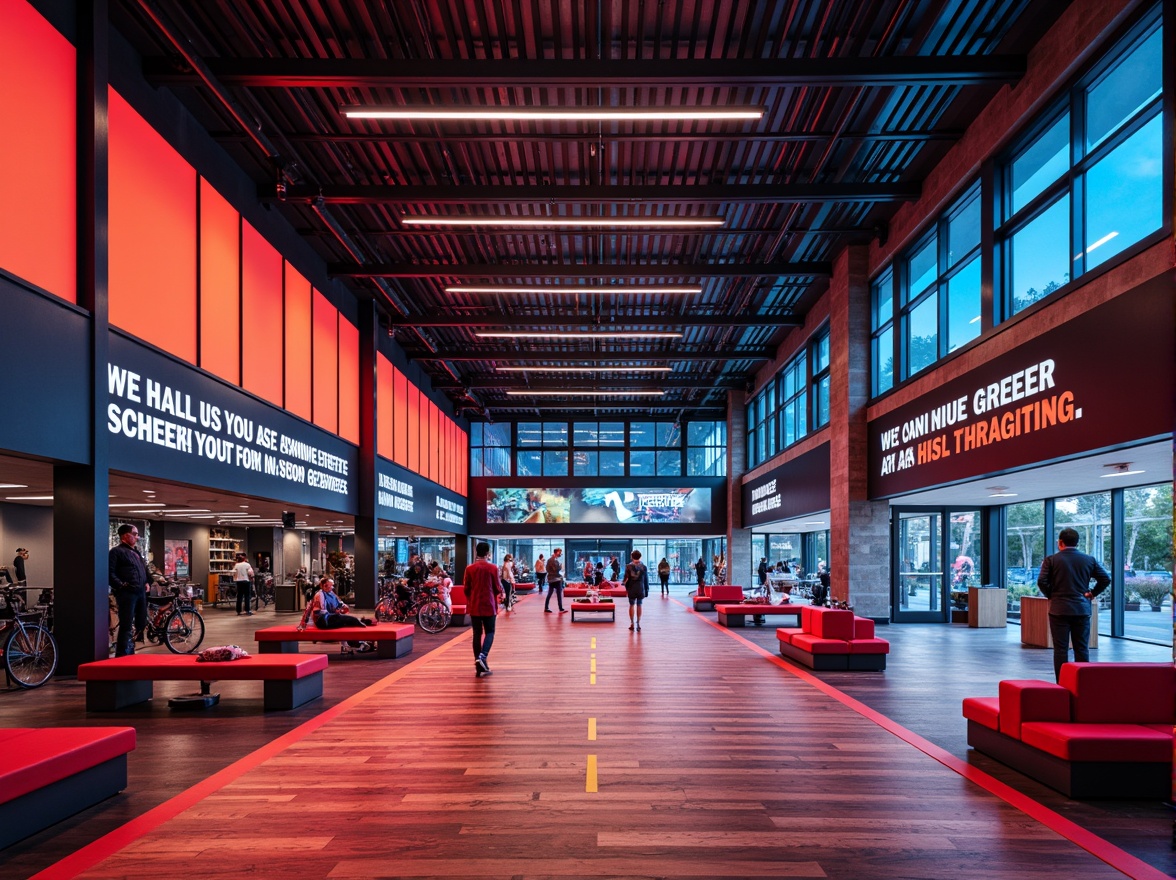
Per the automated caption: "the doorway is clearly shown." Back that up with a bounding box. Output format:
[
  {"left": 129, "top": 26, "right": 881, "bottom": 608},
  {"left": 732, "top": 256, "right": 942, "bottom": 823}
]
[{"left": 892, "top": 507, "right": 984, "bottom": 622}]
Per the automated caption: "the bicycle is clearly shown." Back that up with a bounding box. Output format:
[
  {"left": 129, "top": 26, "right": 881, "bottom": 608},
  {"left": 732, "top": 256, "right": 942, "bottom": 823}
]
[
  {"left": 1, "top": 587, "right": 57, "bottom": 688},
  {"left": 141, "top": 586, "right": 206, "bottom": 653},
  {"left": 375, "top": 580, "right": 450, "bottom": 633},
  {"left": 253, "top": 573, "right": 274, "bottom": 610}
]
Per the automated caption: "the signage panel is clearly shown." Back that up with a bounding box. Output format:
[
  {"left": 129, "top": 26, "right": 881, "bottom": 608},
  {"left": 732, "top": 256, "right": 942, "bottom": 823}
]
[
  {"left": 742, "top": 443, "right": 831, "bottom": 527},
  {"left": 376, "top": 458, "right": 467, "bottom": 532},
  {"left": 107, "top": 334, "right": 358, "bottom": 512},
  {"left": 867, "top": 281, "right": 1173, "bottom": 498},
  {"left": 487, "top": 486, "right": 712, "bottom": 525}
]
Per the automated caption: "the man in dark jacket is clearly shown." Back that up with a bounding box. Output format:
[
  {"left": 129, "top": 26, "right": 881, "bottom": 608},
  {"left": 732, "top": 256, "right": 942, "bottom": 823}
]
[
  {"left": 544, "top": 548, "right": 566, "bottom": 613},
  {"left": 109, "top": 524, "right": 148, "bottom": 656},
  {"left": 1037, "top": 527, "right": 1111, "bottom": 681}
]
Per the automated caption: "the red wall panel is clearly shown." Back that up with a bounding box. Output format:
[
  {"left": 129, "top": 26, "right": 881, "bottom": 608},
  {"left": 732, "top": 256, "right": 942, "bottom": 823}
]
[
  {"left": 393, "top": 368, "right": 408, "bottom": 467},
  {"left": 338, "top": 318, "right": 359, "bottom": 444},
  {"left": 377, "top": 355, "right": 394, "bottom": 458},
  {"left": 406, "top": 385, "right": 420, "bottom": 473},
  {"left": 283, "top": 265, "right": 312, "bottom": 421},
  {"left": 109, "top": 89, "right": 197, "bottom": 362},
  {"left": 429, "top": 401, "right": 439, "bottom": 483},
  {"left": 240, "top": 222, "right": 284, "bottom": 406},
  {"left": 199, "top": 179, "right": 239, "bottom": 384},
  {"left": 312, "top": 289, "right": 338, "bottom": 434},
  {"left": 0, "top": 1, "right": 76, "bottom": 301}
]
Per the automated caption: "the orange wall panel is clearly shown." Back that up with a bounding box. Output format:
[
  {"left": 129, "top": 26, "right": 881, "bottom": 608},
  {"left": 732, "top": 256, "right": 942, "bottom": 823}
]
[
  {"left": 312, "top": 289, "right": 338, "bottom": 434},
  {"left": 393, "top": 368, "right": 408, "bottom": 467},
  {"left": 406, "top": 385, "right": 420, "bottom": 474},
  {"left": 109, "top": 90, "right": 197, "bottom": 362},
  {"left": 377, "top": 355, "right": 393, "bottom": 458},
  {"left": 429, "top": 401, "right": 439, "bottom": 483},
  {"left": 240, "top": 222, "right": 284, "bottom": 405},
  {"left": 198, "top": 179, "right": 239, "bottom": 384},
  {"left": 338, "top": 318, "right": 359, "bottom": 444},
  {"left": 461, "top": 429, "right": 469, "bottom": 495},
  {"left": 0, "top": 1, "right": 76, "bottom": 301},
  {"left": 283, "top": 265, "right": 312, "bottom": 421}
]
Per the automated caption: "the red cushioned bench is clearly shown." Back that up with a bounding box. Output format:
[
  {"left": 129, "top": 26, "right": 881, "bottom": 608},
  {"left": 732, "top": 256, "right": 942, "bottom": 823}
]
[
  {"left": 962, "top": 662, "right": 1174, "bottom": 798},
  {"left": 693, "top": 585, "right": 746, "bottom": 612},
  {"left": 565, "top": 582, "right": 626, "bottom": 598},
  {"left": 775, "top": 606, "right": 889, "bottom": 671},
  {"left": 255, "top": 622, "right": 414, "bottom": 659},
  {"left": 0, "top": 726, "right": 136, "bottom": 849},
  {"left": 448, "top": 585, "right": 469, "bottom": 626},
  {"left": 715, "top": 601, "right": 802, "bottom": 627},
  {"left": 570, "top": 601, "right": 616, "bottom": 622},
  {"left": 77, "top": 653, "right": 328, "bottom": 712}
]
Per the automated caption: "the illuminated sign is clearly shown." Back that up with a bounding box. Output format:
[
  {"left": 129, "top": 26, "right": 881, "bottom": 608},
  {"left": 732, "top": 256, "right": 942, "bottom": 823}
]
[{"left": 487, "top": 487, "right": 712, "bottom": 525}]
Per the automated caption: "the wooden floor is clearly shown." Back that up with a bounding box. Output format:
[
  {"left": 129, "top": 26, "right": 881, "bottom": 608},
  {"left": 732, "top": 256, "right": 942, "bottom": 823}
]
[{"left": 2, "top": 593, "right": 1173, "bottom": 880}]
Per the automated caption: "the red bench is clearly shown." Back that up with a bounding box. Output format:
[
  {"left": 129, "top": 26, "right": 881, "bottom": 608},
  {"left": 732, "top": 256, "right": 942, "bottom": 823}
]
[
  {"left": 693, "top": 585, "right": 745, "bottom": 611},
  {"left": 255, "top": 622, "right": 414, "bottom": 659},
  {"left": 963, "top": 662, "right": 1174, "bottom": 798},
  {"left": 565, "top": 582, "right": 626, "bottom": 598},
  {"left": 77, "top": 653, "right": 328, "bottom": 711},
  {"left": 775, "top": 606, "right": 889, "bottom": 670},
  {"left": 570, "top": 601, "right": 616, "bottom": 622},
  {"left": 0, "top": 726, "right": 136, "bottom": 848},
  {"left": 449, "top": 585, "right": 469, "bottom": 626},
  {"left": 715, "top": 601, "right": 801, "bottom": 627}
]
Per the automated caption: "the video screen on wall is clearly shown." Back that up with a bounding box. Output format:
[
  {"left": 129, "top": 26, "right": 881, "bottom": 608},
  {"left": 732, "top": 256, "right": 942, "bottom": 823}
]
[
  {"left": 486, "top": 487, "right": 712, "bottom": 525},
  {"left": 163, "top": 538, "right": 191, "bottom": 580}
]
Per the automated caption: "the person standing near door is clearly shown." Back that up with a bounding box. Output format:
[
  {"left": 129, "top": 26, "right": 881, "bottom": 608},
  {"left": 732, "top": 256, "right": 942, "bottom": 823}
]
[
  {"left": 233, "top": 553, "right": 255, "bottom": 615},
  {"left": 695, "top": 556, "right": 707, "bottom": 589},
  {"left": 108, "top": 525, "right": 148, "bottom": 656},
  {"left": 1037, "top": 527, "right": 1111, "bottom": 682}
]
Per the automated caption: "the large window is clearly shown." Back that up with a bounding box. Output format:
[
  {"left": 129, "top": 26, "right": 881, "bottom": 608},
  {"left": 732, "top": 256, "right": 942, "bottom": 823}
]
[
  {"left": 1123, "top": 484, "right": 1173, "bottom": 642},
  {"left": 516, "top": 421, "right": 568, "bottom": 477},
  {"left": 687, "top": 420, "right": 726, "bottom": 476},
  {"left": 746, "top": 327, "right": 829, "bottom": 468},
  {"left": 469, "top": 422, "right": 512, "bottom": 477}
]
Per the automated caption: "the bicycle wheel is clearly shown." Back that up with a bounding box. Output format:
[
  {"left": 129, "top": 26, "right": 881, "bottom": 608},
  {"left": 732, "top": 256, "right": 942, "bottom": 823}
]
[
  {"left": 417, "top": 600, "right": 451, "bottom": 633},
  {"left": 163, "top": 608, "right": 205, "bottom": 653},
  {"left": 5, "top": 624, "right": 58, "bottom": 688}
]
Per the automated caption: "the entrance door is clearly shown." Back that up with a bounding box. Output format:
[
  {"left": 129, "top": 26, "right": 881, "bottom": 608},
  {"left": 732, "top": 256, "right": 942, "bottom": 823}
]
[
  {"left": 565, "top": 540, "right": 630, "bottom": 583},
  {"left": 894, "top": 511, "right": 946, "bottom": 622}
]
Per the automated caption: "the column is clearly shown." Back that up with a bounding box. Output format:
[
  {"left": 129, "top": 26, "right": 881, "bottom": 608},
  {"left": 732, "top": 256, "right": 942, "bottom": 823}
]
[
  {"left": 726, "top": 389, "right": 752, "bottom": 589},
  {"left": 352, "top": 296, "right": 379, "bottom": 610},
  {"left": 828, "top": 246, "right": 890, "bottom": 618}
]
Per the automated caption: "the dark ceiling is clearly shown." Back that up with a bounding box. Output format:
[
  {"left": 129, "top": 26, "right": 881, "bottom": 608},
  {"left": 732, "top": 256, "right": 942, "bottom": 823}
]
[{"left": 110, "top": 0, "right": 1069, "bottom": 423}]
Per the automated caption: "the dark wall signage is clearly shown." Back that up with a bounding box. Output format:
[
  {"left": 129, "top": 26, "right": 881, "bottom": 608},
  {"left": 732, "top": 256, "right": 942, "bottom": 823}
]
[
  {"left": 868, "top": 280, "right": 1174, "bottom": 499},
  {"left": 471, "top": 477, "right": 727, "bottom": 537},
  {"left": 742, "top": 442, "right": 831, "bottom": 527},
  {"left": 108, "top": 333, "right": 358, "bottom": 512},
  {"left": 377, "top": 458, "right": 466, "bottom": 532}
]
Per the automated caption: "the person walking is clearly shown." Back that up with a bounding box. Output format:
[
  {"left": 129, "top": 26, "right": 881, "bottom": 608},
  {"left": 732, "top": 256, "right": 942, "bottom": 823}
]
[
  {"left": 609, "top": 555, "right": 621, "bottom": 583},
  {"left": 544, "top": 547, "right": 566, "bottom": 613},
  {"left": 1038, "top": 527, "right": 1111, "bottom": 682},
  {"left": 500, "top": 553, "right": 517, "bottom": 612},
  {"left": 757, "top": 557, "right": 769, "bottom": 589},
  {"left": 108, "top": 524, "right": 148, "bottom": 657},
  {"left": 464, "top": 542, "right": 504, "bottom": 677},
  {"left": 233, "top": 553, "right": 255, "bottom": 616},
  {"left": 534, "top": 554, "right": 547, "bottom": 594},
  {"left": 695, "top": 556, "right": 707, "bottom": 589},
  {"left": 624, "top": 550, "right": 650, "bottom": 631},
  {"left": 657, "top": 557, "right": 671, "bottom": 597}
]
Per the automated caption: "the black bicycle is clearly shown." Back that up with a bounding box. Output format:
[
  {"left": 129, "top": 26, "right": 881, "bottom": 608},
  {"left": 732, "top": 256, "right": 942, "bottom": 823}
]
[
  {"left": 1, "top": 587, "right": 57, "bottom": 688},
  {"left": 141, "top": 586, "right": 206, "bottom": 653}
]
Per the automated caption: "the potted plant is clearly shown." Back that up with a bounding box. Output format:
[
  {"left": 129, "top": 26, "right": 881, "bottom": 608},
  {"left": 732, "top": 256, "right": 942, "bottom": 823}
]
[
  {"left": 1124, "top": 591, "right": 1141, "bottom": 612},
  {"left": 1131, "top": 578, "right": 1171, "bottom": 612}
]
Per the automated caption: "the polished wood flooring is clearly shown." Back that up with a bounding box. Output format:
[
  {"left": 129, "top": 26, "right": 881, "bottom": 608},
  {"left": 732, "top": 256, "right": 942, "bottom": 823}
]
[{"left": 1, "top": 593, "right": 1172, "bottom": 880}]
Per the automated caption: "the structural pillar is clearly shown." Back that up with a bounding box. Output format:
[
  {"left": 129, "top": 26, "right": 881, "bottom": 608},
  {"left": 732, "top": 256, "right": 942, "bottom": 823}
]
[
  {"left": 726, "top": 389, "right": 752, "bottom": 589},
  {"left": 828, "top": 245, "right": 890, "bottom": 618},
  {"left": 352, "top": 296, "right": 379, "bottom": 610}
]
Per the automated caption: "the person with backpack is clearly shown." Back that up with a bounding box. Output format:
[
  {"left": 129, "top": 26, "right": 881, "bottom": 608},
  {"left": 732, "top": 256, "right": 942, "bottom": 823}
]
[
  {"left": 544, "top": 548, "right": 566, "bottom": 613},
  {"left": 624, "top": 550, "right": 650, "bottom": 631},
  {"left": 656, "top": 557, "right": 671, "bottom": 597}
]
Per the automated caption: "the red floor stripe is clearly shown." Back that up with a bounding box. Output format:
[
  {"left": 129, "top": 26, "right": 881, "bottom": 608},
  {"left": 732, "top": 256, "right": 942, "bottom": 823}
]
[
  {"left": 686, "top": 602, "right": 1171, "bottom": 880},
  {"left": 30, "top": 630, "right": 473, "bottom": 880}
]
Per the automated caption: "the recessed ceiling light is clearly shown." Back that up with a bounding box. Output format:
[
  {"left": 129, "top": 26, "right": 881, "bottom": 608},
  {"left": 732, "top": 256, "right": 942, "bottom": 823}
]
[
  {"left": 110, "top": 502, "right": 166, "bottom": 508},
  {"left": 401, "top": 215, "right": 724, "bottom": 228},
  {"left": 142, "top": 489, "right": 155, "bottom": 494},
  {"left": 988, "top": 492, "right": 1018, "bottom": 497},
  {"left": 497, "top": 366, "right": 672, "bottom": 373},
  {"left": 161, "top": 509, "right": 212, "bottom": 515},
  {"left": 446, "top": 285, "right": 702, "bottom": 295},
  {"left": 505, "top": 390, "right": 664, "bottom": 397},
  {"left": 1100, "top": 464, "right": 1145, "bottom": 478},
  {"left": 6, "top": 495, "right": 53, "bottom": 501},
  {"left": 341, "top": 106, "right": 763, "bottom": 122},
  {"left": 0, "top": 483, "right": 28, "bottom": 489},
  {"left": 476, "top": 331, "right": 682, "bottom": 340}
]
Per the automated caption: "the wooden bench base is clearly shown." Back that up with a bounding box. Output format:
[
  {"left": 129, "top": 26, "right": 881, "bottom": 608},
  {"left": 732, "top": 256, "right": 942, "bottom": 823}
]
[
  {"left": 570, "top": 602, "right": 616, "bottom": 622},
  {"left": 255, "top": 623, "right": 414, "bottom": 659}
]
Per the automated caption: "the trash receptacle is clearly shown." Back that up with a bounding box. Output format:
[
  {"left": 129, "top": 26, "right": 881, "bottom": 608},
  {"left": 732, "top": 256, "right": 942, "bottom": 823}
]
[{"left": 275, "top": 582, "right": 298, "bottom": 612}]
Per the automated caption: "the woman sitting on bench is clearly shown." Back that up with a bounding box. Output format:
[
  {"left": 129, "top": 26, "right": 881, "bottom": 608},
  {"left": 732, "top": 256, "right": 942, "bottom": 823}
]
[{"left": 296, "top": 577, "right": 372, "bottom": 651}]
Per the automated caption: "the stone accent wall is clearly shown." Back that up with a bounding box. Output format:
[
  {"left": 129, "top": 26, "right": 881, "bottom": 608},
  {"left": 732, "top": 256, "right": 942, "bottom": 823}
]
[{"left": 726, "top": 389, "right": 752, "bottom": 589}]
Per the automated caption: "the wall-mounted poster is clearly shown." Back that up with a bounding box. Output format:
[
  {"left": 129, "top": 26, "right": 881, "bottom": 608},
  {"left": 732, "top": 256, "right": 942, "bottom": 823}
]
[
  {"left": 486, "top": 487, "right": 711, "bottom": 525},
  {"left": 163, "top": 538, "right": 191, "bottom": 580}
]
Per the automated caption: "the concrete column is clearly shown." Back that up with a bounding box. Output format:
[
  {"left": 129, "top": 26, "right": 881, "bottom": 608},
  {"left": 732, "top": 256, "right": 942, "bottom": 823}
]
[
  {"left": 829, "top": 246, "right": 890, "bottom": 618},
  {"left": 726, "top": 389, "right": 752, "bottom": 589}
]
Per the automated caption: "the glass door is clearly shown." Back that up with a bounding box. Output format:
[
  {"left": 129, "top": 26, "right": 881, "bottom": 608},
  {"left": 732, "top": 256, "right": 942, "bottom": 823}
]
[{"left": 894, "top": 510, "right": 946, "bottom": 621}]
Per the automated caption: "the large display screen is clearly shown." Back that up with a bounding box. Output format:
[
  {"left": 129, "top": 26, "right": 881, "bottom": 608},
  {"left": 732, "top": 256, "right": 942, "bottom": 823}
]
[{"left": 486, "top": 487, "right": 712, "bottom": 525}]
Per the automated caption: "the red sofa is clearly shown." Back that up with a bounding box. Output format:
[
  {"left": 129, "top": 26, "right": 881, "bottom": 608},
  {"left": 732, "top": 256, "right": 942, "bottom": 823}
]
[
  {"left": 775, "top": 606, "right": 889, "bottom": 671},
  {"left": 565, "top": 582, "right": 627, "bottom": 598},
  {"left": 962, "top": 662, "right": 1174, "bottom": 798},
  {"left": 692, "top": 585, "right": 745, "bottom": 611}
]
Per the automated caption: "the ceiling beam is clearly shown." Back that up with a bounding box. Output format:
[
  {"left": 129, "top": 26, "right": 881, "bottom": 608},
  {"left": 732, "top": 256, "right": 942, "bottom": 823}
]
[
  {"left": 276, "top": 182, "right": 918, "bottom": 205},
  {"left": 390, "top": 314, "right": 802, "bottom": 328},
  {"left": 145, "top": 56, "right": 1024, "bottom": 88},
  {"left": 410, "top": 349, "right": 771, "bottom": 362},
  {"left": 331, "top": 261, "right": 830, "bottom": 279},
  {"left": 436, "top": 376, "right": 746, "bottom": 390}
]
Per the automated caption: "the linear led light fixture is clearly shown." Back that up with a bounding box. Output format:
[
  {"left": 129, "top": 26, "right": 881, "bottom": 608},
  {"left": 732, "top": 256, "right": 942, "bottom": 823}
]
[
  {"left": 6, "top": 495, "right": 54, "bottom": 501},
  {"left": 505, "top": 390, "right": 665, "bottom": 397},
  {"left": 447, "top": 285, "right": 703, "bottom": 295},
  {"left": 402, "top": 216, "right": 724, "bottom": 228},
  {"left": 475, "top": 331, "right": 682, "bottom": 340},
  {"left": 341, "top": 106, "right": 763, "bottom": 122},
  {"left": 109, "top": 502, "right": 166, "bottom": 508},
  {"left": 497, "top": 366, "right": 672, "bottom": 373}
]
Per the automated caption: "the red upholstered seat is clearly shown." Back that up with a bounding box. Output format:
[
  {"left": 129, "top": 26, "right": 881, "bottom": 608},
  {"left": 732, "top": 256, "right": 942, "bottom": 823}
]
[
  {"left": 791, "top": 633, "right": 849, "bottom": 654},
  {"left": 998, "top": 679, "right": 1071, "bottom": 739},
  {"left": 1020, "top": 722, "right": 1174, "bottom": 763},
  {"left": 1144, "top": 723, "right": 1175, "bottom": 734},
  {"left": 962, "top": 696, "right": 1000, "bottom": 731},
  {"left": 707, "top": 585, "right": 745, "bottom": 603},
  {"left": 853, "top": 617, "right": 875, "bottom": 639},
  {"left": 808, "top": 607, "right": 854, "bottom": 640},
  {"left": 0, "top": 727, "right": 136, "bottom": 804},
  {"left": 255, "top": 623, "right": 413, "bottom": 642},
  {"left": 77, "top": 653, "right": 327, "bottom": 681},
  {"left": 1060, "top": 662, "right": 1176, "bottom": 725},
  {"left": 847, "top": 638, "right": 889, "bottom": 654},
  {"left": 775, "top": 627, "right": 803, "bottom": 645}
]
